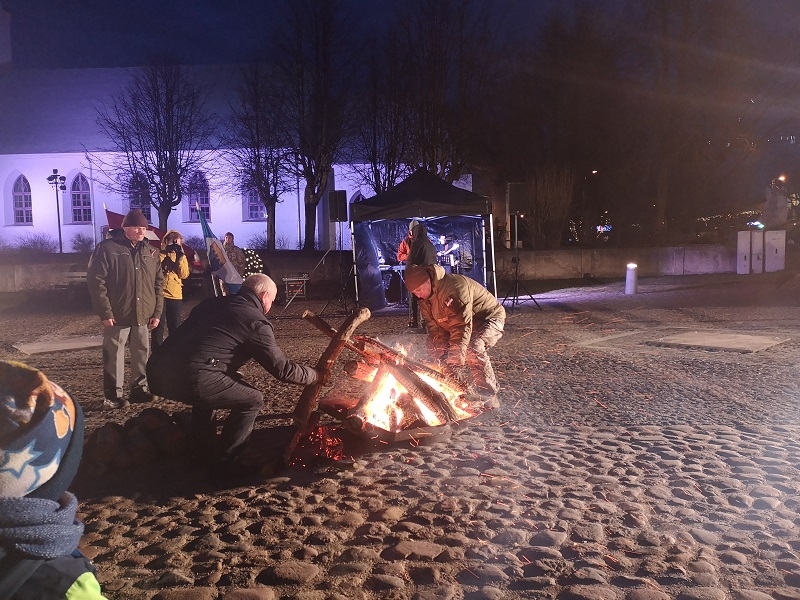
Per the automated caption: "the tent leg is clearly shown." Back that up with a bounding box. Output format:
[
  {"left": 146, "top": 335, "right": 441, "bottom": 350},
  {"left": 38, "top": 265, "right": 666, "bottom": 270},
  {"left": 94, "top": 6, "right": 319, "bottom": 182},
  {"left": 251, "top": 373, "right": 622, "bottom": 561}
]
[
  {"left": 350, "top": 221, "right": 359, "bottom": 304},
  {"left": 487, "top": 213, "right": 498, "bottom": 297}
]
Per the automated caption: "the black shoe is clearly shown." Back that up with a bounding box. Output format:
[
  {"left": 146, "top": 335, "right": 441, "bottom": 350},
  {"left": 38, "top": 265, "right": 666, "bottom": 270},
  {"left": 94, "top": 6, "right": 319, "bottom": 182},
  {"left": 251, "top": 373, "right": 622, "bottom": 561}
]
[
  {"left": 130, "top": 389, "right": 158, "bottom": 404},
  {"left": 104, "top": 397, "right": 130, "bottom": 409}
]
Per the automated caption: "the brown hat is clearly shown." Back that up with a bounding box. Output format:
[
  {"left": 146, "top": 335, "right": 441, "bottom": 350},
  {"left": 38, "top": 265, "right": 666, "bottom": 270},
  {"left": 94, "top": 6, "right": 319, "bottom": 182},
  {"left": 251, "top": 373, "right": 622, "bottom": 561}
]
[
  {"left": 121, "top": 209, "right": 148, "bottom": 228},
  {"left": 404, "top": 265, "right": 431, "bottom": 292}
]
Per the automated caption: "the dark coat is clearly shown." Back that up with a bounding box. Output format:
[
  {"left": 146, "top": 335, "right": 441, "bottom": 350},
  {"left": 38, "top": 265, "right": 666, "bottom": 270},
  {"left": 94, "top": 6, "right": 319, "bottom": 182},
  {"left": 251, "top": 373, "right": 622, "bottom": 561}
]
[
  {"left": 408, "top": 222, "right": 437, "bottom": 267},
  {"left": 2, "top": 551, "right": 103, "bottom": 599},
  {"left": 87, "top": 229, "right": 164, "bottom": 326},
  {"left": 146, "top": 286, "right": 317, "bottom": 393}
]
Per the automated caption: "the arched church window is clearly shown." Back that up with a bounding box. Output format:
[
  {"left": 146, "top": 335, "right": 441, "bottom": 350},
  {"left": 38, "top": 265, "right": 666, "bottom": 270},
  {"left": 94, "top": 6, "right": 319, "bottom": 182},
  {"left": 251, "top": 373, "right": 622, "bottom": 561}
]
[
  {"left": 71, "top": 173, "right": 92, "bottom": 223},
  {"left": 188, "top": 171, "right": 210, "bottom": 222},
  {"left": 12, "top": 175, "right": 32, "bottom": 224}
]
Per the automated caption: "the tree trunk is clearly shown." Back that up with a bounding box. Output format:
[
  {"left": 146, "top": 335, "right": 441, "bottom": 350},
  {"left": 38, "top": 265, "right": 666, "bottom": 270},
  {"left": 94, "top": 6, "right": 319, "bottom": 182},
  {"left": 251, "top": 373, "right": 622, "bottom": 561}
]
[
  {"left": 303, "top": 196, "right": 318, "bottom": 250},
  {"left": 157, "top": 205, "right": 171, "bottom": 233},
  {"left": 267, "top": 201, "right": 276, "bottom": 252}
]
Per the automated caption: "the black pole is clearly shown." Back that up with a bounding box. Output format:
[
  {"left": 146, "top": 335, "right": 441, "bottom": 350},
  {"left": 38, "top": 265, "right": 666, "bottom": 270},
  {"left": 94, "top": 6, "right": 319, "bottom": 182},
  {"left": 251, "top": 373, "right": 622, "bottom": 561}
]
[
  {"left": 47, "top": 169, "right": 65, "bottom": 253},
  {"left": 54, "top": 184, "right": 63, "bottom": 253}
]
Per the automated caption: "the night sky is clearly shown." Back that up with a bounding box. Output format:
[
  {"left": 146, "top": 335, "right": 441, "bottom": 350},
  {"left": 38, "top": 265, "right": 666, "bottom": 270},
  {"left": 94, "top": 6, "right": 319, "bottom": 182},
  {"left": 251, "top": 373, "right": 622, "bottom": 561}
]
[{"left": 1, "top": 0, "right": 565, "bottom": 70}]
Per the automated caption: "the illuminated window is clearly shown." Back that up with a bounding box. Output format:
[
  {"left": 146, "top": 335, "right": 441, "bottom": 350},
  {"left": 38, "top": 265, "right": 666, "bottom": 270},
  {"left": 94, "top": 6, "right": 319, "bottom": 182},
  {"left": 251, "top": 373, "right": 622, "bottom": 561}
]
[
  {"left": 12, "top": 175, "right": 32, "bottom": 224},
  {"left": 246, "top": 188, "right": 265, "bottom": 220},
  {"left": 188, "top": 172, "right": 210, "bottom": 222},
  {"left": 71, "top": 173, "right": 92, "bottom": 223},
  {"left": 128, "top": 173, "right": 151, "bottom": 220}
]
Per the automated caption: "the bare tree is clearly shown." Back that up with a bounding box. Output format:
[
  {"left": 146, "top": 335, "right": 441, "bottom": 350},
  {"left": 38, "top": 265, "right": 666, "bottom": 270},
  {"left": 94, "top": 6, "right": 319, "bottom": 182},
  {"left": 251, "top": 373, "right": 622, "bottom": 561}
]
[
  {"left": 221, "top": 63, "right": 293, "bottom": 251},
  {"left": 349, "top": 31, "right": 413, "bottom": 195},
  {"left": 270, "top": 0, "right": 361, "bottom": 250},
  {"left": 393, "top": 0, "right": 499, "bottom": 183},
  {"left": 519, "top": 166, "right": 576, "bottom": 250},
  {"left": 620, "top": 0, "right": 800, "bottom": 234},
  {"left": 94, "top": 61, "right": 217, "bottom": 230}
]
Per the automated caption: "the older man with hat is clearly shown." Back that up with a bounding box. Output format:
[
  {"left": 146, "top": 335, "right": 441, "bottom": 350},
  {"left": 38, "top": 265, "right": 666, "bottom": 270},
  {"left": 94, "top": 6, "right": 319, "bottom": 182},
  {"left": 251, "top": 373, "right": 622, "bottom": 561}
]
[
  {"left": 404, "top": 264, "right": 505, "bottom": 406},
  {"left": 87, "top": 209, "right": 163, "bottom": 408},
  {"left": 0, "top": 360, "right": 106, "bottom": 598}
]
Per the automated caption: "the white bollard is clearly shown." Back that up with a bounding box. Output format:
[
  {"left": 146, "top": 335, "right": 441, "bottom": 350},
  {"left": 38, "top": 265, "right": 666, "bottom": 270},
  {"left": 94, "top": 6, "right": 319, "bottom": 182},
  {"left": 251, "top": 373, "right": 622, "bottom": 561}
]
[{"left": 625, "top": 263, "right": 638, "bottom": 295}]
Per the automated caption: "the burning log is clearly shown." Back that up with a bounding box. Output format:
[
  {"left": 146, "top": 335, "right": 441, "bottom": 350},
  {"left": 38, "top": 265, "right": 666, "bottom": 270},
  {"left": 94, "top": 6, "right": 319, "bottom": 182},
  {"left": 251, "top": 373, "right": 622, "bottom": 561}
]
[
  {"left": 345, "top": 364, "right": 393, "bottom": 432},
  {"left": 343, "top": 360, "right": 378, "bottom": 382},
  {"left": 285, "top": 307, "right": 371, "bottom": 464},
  {"left": 383, "top": 363, "right": 461, "bottom": 423},
  {"left": 302, "top": 310, "right": 468, "bottom": 395},
  {"left": 294, "top": 310, "right": 481, "bottom": 455}
]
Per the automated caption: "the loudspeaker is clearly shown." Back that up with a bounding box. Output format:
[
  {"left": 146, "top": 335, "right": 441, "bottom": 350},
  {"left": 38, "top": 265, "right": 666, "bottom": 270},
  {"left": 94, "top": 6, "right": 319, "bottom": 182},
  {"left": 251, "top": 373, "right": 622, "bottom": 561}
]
[{"left": 329, "top": 190, "right": 348, "bottom": 222}]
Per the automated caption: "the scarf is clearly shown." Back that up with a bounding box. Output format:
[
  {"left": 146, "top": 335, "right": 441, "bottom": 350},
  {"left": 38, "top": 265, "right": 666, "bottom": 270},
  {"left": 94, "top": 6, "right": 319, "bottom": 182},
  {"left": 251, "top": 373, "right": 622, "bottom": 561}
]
[{"left": 0, "top": 493, "right": 83, "bottom": 560}]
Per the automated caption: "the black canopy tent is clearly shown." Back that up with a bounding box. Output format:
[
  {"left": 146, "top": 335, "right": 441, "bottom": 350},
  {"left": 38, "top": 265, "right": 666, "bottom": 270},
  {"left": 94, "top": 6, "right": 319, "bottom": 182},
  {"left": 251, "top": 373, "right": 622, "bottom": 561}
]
[{"left": 349, "top": 170, "right": 497, "bottom": 310}]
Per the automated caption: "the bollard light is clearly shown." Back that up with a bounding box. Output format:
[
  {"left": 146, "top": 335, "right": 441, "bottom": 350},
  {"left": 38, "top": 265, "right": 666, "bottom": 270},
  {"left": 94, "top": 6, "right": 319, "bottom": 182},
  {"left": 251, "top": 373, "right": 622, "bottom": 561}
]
[{"left": 625, "top": 263, "right": 638, "bottom": 295}]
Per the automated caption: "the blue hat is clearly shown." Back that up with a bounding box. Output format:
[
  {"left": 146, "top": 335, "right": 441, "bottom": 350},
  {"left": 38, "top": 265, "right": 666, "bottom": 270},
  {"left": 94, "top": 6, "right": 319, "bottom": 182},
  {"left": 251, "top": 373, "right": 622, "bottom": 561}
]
[{"left": 0, "top": 361, "right": 83, "bottom": 500}]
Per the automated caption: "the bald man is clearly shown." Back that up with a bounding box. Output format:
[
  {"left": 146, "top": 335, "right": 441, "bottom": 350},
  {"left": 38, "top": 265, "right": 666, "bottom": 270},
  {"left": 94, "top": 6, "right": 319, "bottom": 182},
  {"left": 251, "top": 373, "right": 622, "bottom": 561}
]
[{"left": 147, "top": 274, "right": 324, "bottom": 481}]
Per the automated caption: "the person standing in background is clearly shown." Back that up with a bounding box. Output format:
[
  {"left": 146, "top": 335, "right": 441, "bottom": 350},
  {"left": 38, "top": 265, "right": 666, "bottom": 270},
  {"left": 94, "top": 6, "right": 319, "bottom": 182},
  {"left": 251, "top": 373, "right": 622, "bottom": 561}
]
[
  {"left": 396, "top": 220, "right": 417, "bottom": 264},
  {"left": 152, "top": 230, "right": 189, "bottom": 348},
  {"left": 405, "top": 220, "right": 437, "bottom": 329},
  {"left": 222, "top": 232, "right": 247, "bottom": 296},
  {"left": 87, "top": 209, "right": 163, "bottom": 409}
]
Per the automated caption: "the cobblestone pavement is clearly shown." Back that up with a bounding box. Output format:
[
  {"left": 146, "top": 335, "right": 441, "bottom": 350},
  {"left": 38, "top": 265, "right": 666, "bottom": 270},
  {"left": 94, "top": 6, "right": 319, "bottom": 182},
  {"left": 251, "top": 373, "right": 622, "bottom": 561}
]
[{"left": 2, "top": 271, "right": 800, "bottom": 599}]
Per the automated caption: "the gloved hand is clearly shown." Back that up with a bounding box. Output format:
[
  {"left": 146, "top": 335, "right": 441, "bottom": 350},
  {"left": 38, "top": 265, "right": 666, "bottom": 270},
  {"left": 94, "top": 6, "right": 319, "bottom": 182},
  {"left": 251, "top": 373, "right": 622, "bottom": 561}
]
[
  {"left": 168, "top": 243, "right": 184, "bottom": 257},
  {"left": 315, "top": 367, "right": 332, "bottom": 386},
  {"left": 442, "top": 355, "right": 465, "bottom": 380}
]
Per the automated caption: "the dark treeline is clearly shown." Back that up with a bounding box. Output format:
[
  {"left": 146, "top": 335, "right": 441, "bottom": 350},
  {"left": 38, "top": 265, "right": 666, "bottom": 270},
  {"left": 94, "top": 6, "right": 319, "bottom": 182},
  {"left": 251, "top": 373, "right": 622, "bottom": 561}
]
[{"left": 91, "top": 0, "right": 800, "bottom": 249}]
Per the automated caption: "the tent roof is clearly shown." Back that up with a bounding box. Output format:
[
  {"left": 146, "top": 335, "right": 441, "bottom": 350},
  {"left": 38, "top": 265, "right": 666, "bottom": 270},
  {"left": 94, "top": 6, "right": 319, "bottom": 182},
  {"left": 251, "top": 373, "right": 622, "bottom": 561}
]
[{"left": 350, "top": 170, "right": 490, "bottom": 222}]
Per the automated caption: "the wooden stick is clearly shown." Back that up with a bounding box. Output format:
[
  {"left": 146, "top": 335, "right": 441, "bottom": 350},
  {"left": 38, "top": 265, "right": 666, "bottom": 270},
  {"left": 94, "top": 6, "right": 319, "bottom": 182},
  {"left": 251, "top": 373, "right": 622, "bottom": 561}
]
[
  {"left": 302, "top": 310, "right": 466, "bottom": 394},
  {"left": 284, "top": 307, "right": 371, "bottom": 464}
]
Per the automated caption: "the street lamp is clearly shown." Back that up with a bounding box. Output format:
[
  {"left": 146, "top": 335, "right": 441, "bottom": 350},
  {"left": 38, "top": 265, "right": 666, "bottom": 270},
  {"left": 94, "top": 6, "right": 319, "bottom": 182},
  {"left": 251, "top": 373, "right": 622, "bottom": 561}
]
[{"left": 47, "top": 168, "right": 67, "bottom": 253}]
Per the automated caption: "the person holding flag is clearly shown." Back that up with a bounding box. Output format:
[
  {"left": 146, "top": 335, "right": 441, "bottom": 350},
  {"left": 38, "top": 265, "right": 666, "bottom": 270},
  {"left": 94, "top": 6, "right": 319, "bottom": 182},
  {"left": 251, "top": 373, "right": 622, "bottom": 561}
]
[{"left": 196, "top": 203, "right": 243, "bottom": 296}]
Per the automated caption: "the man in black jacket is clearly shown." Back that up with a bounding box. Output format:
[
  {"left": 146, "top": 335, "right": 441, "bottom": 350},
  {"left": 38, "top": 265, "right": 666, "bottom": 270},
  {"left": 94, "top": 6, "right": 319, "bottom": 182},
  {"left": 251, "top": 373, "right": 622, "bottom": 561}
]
[
  {"left": 146, "top": 274, "right": 324, "bottom": 479},
  {"left": 405, "top": 221, "right": 437, "bottom": 329}
]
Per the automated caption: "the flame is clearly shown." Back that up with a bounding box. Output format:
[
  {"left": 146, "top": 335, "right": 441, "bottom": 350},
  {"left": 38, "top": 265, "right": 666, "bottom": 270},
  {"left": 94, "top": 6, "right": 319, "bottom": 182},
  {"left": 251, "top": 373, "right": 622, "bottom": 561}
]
[{"left": 360, "top": 368, "right": 475, "bottom": 432}]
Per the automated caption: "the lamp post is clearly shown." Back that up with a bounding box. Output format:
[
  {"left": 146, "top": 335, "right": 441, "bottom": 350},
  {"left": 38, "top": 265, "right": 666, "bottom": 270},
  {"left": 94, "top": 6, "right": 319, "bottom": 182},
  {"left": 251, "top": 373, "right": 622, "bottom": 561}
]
[{"left": 47, "top": 168, "right": 67, "bottom": 253}]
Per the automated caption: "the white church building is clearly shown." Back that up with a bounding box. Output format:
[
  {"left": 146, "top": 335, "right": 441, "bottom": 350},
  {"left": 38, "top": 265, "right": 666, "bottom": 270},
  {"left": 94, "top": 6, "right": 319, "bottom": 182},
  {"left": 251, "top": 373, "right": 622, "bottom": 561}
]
[{"left": 0, "top": 61, "right": 367, "bottom": 254}]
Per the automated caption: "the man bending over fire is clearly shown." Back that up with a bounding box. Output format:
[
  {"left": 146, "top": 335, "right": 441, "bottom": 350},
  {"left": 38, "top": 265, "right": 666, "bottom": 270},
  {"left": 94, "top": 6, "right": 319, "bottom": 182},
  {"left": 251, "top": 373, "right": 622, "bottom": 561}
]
[
  {"left": 404, "top": 264, "right": 505, "bottom": 407},
  {"left": 146, "top": 274, "right": 326, "bottom": 485}
]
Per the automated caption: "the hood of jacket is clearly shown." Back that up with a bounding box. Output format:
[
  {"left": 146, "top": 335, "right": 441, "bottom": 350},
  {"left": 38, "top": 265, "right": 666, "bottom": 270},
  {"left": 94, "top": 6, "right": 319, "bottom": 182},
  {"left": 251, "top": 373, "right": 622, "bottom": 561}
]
[
  {"left": 161, "top": 229, "right": 182, "bottom": 248},
  {"left": 411, "top": 222, "right": 428, "bottom": 239}
]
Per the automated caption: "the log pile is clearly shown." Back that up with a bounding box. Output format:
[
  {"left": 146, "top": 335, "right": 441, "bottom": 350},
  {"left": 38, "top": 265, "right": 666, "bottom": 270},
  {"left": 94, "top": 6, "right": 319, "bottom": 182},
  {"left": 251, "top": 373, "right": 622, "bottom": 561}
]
[{"left": 299, "top": 310, "right": 484, "bottom": 448}]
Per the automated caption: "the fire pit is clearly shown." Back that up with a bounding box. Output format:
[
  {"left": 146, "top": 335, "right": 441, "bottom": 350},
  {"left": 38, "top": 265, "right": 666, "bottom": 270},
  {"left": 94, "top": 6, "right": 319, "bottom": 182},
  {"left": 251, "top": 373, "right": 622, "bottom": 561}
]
[{"left": 285, "top": 309, "right": 490, "bottom": 464}]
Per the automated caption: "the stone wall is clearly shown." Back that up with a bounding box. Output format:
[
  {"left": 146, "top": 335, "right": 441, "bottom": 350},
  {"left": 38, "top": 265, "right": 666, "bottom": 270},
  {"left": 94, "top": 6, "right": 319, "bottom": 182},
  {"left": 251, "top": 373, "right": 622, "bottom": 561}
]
[
  {"left": 0, "top": 244, "right": 741, "bottom": 294},
  {"left": 493, "top": 244, "right": 736, "bottom": 281}
]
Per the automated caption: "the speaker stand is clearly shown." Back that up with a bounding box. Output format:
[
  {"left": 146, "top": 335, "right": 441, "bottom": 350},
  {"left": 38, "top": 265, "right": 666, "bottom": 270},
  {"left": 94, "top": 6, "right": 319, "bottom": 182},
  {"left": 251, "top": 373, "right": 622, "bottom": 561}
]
[{"left": 319, "top": 221, "right": 354, "bottom": 317}]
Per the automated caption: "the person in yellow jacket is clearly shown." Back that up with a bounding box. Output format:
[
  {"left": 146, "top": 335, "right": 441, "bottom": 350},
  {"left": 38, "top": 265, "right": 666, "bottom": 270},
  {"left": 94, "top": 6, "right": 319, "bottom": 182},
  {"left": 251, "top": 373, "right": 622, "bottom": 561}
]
[{"left": 152, "top": 230, "right": 190, "bottom": 348}]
